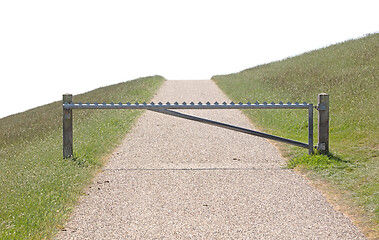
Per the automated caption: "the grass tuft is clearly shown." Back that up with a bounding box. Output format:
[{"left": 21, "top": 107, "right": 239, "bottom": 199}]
[{"left": 287, "top": 151, "right": 352, "bottom": 170}]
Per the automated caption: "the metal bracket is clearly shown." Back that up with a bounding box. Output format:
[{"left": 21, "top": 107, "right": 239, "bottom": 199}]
[{"left": 316, "top": 103, "right": 326, "bottom": 111}]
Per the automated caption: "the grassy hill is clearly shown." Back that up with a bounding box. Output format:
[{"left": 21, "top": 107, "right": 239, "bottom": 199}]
[
  {"left": 0, "top": 76, "right": 165, "bottom": 239},
  {"left": 213, "top": 33, "right": 378, "bottom": 238}
]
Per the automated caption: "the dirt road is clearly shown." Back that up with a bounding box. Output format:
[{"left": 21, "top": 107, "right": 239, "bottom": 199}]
[{"left": 56, "top": 80, "right": 365, "bottom": 239}]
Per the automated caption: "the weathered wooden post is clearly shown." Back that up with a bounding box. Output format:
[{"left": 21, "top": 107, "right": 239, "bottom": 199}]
[
  {"left": 63, "top": 94, "right": 73, "bottom": 158},
  {"left": 317, "top": 93, "right": 329, "bottom": 154}
]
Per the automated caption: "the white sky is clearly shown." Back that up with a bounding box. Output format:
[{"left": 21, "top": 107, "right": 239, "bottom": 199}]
[{"left": 0, "top": 0, "right": 378, "bottom": 118}]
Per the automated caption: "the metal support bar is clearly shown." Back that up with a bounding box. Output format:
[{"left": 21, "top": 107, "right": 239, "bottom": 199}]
[
  {"left": 308, "top": 104, "right": 314, "bottom": 154},
  {"left": 149, "top": 108, "right": 310, "bottom": 149}
]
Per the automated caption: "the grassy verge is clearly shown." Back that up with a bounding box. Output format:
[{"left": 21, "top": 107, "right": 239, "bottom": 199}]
[
  {"left": 213, "top": 33, "right": 378, "bottom": 238},
  {"left": 0, "top": 75, "right": 165, "bottom": 239}
]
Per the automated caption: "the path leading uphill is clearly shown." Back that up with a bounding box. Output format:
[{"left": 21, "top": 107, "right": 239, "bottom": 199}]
[{"left": 57, "top": 80, "right": 365, "bottom": 239}]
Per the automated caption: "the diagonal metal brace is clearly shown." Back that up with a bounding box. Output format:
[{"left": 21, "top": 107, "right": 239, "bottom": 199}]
[{"left": 148, "top": 108, "right": 309, "bottom": 149}]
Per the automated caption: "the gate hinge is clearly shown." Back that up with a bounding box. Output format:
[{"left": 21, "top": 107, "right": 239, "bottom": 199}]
[
  {"left": 316, "top": 103, "right": 326, "bottom": 111},
  {"left": 63, "top": 110, "right": 71, "bottom": 119}
]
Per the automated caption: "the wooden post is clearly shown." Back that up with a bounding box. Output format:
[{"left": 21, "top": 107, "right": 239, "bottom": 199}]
[
  {"left": 317, "top": 93, "right": 329, "bottom": 154},
  {"left": 63, "top": 94, "right": 73, "bottom": 158}
]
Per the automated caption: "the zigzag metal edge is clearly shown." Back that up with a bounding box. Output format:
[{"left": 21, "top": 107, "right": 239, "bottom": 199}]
[
  {"left": 63, "top": 101, "right": 312, "bottom": 109},
  {"left": 65, "top": 101, "right": 310, "bottom": 105}
]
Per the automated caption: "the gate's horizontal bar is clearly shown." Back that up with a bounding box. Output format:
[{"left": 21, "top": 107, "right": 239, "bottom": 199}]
[
  {"left": 149, "top": 108, "right": 310, "bottom": 149},
  {"left": 63, "top": 101, "right": 311, "bottom": 110}
]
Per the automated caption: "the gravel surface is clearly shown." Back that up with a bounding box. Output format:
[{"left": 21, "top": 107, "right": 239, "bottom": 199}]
[{"left": 56, "top": 80, "right": 365, "bottom": 239}]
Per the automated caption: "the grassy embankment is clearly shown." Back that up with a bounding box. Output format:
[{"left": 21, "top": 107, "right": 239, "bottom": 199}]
[
  {"left": 0, "top": 76, "right": 165, "bottom": 239},
  {"left": 213, "top": 33, "right": 378, "bottom": 238}
]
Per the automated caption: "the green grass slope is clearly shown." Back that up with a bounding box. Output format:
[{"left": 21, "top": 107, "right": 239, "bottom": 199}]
[
  {"left": 213, "top": 33, "right": 378, "bottom": 237},
  {"left": 0, "top": 76, "right": 165, "bottom": 239}
]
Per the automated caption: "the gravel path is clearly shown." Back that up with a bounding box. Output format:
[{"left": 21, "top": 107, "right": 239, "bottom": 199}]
[{"left": 56, "top": 80, "right": 365, "bottom": 239}]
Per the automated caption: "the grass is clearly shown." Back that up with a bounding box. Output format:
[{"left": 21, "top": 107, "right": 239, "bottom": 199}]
[
  {"left": 212, "top": 33, "right": 379, "bottom": 238},
  {"left": 0, "top": 75, "right": 165, "bottom": 239}
]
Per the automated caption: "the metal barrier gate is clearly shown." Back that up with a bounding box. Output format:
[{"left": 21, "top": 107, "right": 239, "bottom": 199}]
[{"left": 63, "top": 93, "right": 330, "bottom": 159}]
